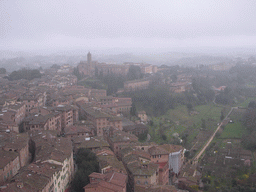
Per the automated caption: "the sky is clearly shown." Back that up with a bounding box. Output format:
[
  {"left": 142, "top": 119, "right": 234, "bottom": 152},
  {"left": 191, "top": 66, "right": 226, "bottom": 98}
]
[{"left": 1, "top": 0, "right": 256, "bottom": 53}]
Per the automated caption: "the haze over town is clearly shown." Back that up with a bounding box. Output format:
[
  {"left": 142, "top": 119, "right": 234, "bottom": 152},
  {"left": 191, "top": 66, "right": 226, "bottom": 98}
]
[
  {"left": 1, "top": 0, "right": 256, "bottom": 54},
  {"left": 1, "top": 1, "right": 256, "bottom": 192}
]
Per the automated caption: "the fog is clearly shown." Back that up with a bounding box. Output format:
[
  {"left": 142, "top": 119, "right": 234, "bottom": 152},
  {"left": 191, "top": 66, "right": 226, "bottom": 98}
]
[{"left": 1, "top": 0, "right": 256, "bottom": 54}]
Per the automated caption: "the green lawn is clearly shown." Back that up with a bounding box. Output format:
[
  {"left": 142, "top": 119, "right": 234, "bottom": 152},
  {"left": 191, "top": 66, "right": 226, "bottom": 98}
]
[
  {"left": 149, "top": 103, "right": 223, "bottom": 144},
  {"left": 220, "top": 121, "right": 246, "bottom": 139},
  {"left": 237, "top": 97, "right": 256, "bottom": 108}
]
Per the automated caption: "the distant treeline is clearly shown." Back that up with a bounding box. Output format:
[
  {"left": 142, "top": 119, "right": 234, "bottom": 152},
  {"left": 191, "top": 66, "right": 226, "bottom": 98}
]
[
  {"left": 124, "top": 78, "right": 214, "bottom": 116},
  {"left": 5, "top": 68, "right": 42, "bottom": 81}
]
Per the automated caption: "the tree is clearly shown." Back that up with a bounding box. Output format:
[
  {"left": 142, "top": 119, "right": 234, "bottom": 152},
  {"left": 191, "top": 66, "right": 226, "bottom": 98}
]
[
  {"left": 162, "top": 134, "right": 167, "bottom": 140},
  {"left": 127, "top": 65, "right": 143, "bottom": 80},
  {"left": 149, "top": 120, "right": 153, "bottom": 126},
  {"left": 170, "top": 74, "right": 177, "bottom": 82},
  {"left": 220, "top": 110, "right": 225, "bottom": 121},
  {"left": 243, "top": 108, "right": 256, "bottom": 132},
  {"left": 0, "top": 68, "right": 6, "bottom": 74},
  {"left": 186, "top": 103, "right": 193, "bottom": 112},
  {"left": 138, "top": 130, "right": 148, "bottom": 142},
  {"left": 130, "top": 102, "right": 137, "bottom": 117},
  {"left": 50, "top": 64, "right": 61, "bottom": 69},
  {"left": 7, "top": 69, "right": 42, "bottom": 81},
  {"left": 201, "top": 119, "right": 206, "bottom": 129},
  {"left": 73, "top": 67, "right": 83, "bottom": 80},
  {"left": 248, "top": 101, "right": 256, "bottom": 109},
  {"left": 95, "top": 66, "right": 99, "bottom": 77},
  {"left": 71, "top": 148, "right": 99, "bottom": 192},
  {"left": 241, "top": 131, "right": 256, "bottom": 150}
]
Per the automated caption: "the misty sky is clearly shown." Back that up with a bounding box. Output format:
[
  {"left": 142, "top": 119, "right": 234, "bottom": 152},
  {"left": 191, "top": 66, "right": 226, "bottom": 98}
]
[{"left": 1, "top": 0, "right": 256, "bottom": 52}]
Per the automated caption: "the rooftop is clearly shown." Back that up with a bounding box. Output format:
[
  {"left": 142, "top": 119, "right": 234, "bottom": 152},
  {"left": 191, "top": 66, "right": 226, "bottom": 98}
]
[
  {"left": 0, "top": 149, "right": 19, "bottom": 169},
  {"left": 31, "top": 131, "right": 73, "bottom": 163},
  {"left": 1, "top": 168, "right": 51, "bottom": 191},
  {"left": 109, "top": 130, "right": 138, "bottom": 143},
  {"left": 77, "top": 137, "right": 110, "bottom": 150},
  {"left": 127, "top": 161, "right": 158, "bottom": 176}
]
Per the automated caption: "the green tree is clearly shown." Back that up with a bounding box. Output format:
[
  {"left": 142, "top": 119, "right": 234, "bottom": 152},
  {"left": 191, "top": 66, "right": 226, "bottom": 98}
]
[
  {"left": 130, "top": 102, "right": 137, "bottom": 117},
  {"left": 8, "top": 69, "right": 42, "bottom": 81},
  {"left": 50, "top": 64, "right": 61, "bottom": 69},
  {"left": 71, "top": 148, "right": 99, "bottom": 192},
  {"left": 95, "top": 66, "right": 99, "bottom": 77},
  {"left": 0, "top": 68, "right": 6, "bottom": 74},
  {"left": 127, "top": 65, "right": 143, "bottom": 80},
  {"left": 186, "top": 103, "right": 193, "bottom": 112},
  {"left": 73, "top": 67, "right": 83, "bottom": 80},
  {"left": 220, "top": 110, "right": 225, "bottom": 121},
  {"left": 248, "top": 101, "right": 256, "bottom": 109},
  {"left": 170, "top": 74, "right": 177, "bottom": 82}
]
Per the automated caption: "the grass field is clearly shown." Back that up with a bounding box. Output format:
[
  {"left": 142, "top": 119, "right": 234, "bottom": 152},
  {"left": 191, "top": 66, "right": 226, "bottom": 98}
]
[
  {"left": 149, "top": 103, "right": 223, "bottom": 145},
  {"left": 237, "top": 97, "right": 256, "bottom": 108},
  {"left": 220, "top": 121, "right": 246, "bottom": 139}
]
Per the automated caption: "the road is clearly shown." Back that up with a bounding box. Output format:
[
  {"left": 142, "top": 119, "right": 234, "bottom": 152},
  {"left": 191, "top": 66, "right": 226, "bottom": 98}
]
[
  {"left": 193, "top": 107, "right": 235, "bottom": 165},
  {"left": 182, "top": 107, "right": 236, "bottom": 177}
]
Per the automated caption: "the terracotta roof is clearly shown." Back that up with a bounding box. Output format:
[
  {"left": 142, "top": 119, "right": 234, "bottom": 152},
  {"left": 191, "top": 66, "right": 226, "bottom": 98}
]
[
  {"left": 127, "top": 161, "right": 158, "bottom": 176},
  {"left": 110, "top": 130, "right": 138, "bottom": 143},
  {"left": 64, "top": 125, "right": 91, "bottom": 135},
  {"left": 0, "top": 150, "right": 19, "bottom": 169},
  {"left": 84, "top": 172, "right": 127, "bottom": 192},
  {"left": 104, "top": 172, "right": 127, "bottom": 187},
  {"left": 1, "top": 168, "right": 51, "bottom": 191},
  {"left": 148, "top": 144, "right": 183, "bottom": 156},
  {"left": 31, "top": 131, "right": 73, "bottom": 163},
  {"left": 148, "top": 146, "right": 169, "bottom": 156},
  {"left": 97, "top": 154, "right": 127, "bottom": 174},
  {"left": 89, "top": 172, "right": 106, "bottom": 180},
  {"left": 135, "top": 185, "right": 177, "bottom": 192},
  {"left": 77, "top": 137, "right": 109, "bottom": 150},
  {"left": 83, "top": 183, "right": 114, "bottom": 192}
]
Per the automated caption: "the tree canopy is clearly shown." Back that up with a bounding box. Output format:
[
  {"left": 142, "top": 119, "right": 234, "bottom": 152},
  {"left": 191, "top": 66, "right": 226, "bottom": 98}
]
[
  {"left": 71, "top": 148, "right": 99, "bottom": 192},
  {"left": 127, "top": 65, "right": 143, "bottom": 81},
  {"left": 6, "top": 69, "right": 42, "bottom": 81},
  {"left": 0, "top": 68, "right": 6, "bottom": 74}
]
